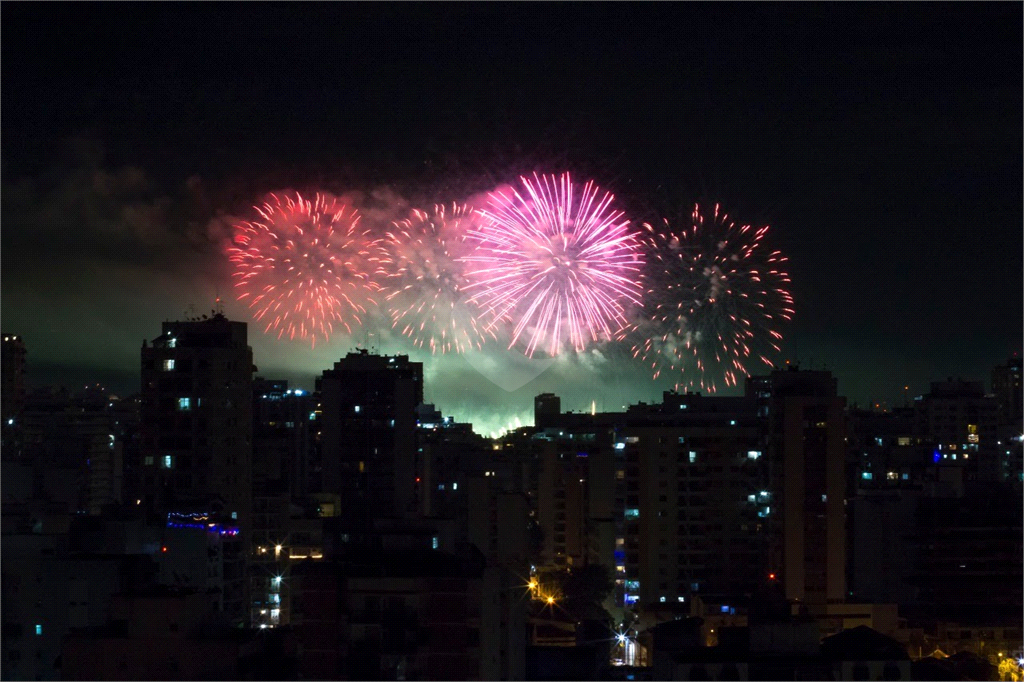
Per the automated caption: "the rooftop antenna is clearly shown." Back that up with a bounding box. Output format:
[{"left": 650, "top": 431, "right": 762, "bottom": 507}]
[
  {"left": 214, "top": 289, "right": 225, "bottom": 316},
  {"left": 185, "top": 303, "right": 198, "bottom": 321}
]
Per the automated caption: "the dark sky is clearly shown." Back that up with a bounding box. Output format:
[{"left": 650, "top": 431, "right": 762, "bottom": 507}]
[{"left": 2, "top": 3, "right": 1021, "bottom": 429}]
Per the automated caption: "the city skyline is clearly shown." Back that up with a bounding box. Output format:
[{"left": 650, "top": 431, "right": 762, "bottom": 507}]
[{"left": 2, "top": 3, "right": 1021, "bottom": 434}]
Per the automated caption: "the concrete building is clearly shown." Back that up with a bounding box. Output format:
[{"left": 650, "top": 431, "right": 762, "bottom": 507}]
[
  {"left": 317, "top": 350, "right": 422, "bottom": 521},
  {"left": 619, "top": 394, "right": 767, "bottom": 612},
  {"left": 290, "top": 548, "right": 489, "bottom": 680},
  {"left": 991, "top": 354, "right": 1023, "bottom": 427},
  {"left": 139, "top": 314, "right": 255, "bottom": 625},
  {"left": 748, "top": 368, "right": 847, "bottom": 607}
]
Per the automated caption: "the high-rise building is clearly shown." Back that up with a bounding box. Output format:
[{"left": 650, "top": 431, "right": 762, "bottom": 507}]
[
  {"left": 991, "top": 354, "right": 1023, "bottom": 427},
  {"left": 748, "top": 368, "right": 847, "bottom": 607},
  {"left": 139, "top": 314, "right": 254, "bottom": 624},
  {"left": 618, "top": 394, "right": 766, "bottom": 611},
  {"left": 317, "top": 350, "right": 423, "bottom": 521},
  {"left": 916, "top": 379, "right": 999, "bottom": 485}
]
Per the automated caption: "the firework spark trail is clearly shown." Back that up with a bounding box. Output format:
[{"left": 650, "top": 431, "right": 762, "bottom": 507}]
[
  {"left": 380, "top": 203, "right": 494, "bottom": 354},
  {"left": 228, "top": 192, "right": 385, "bottom": 348},
  {"left": 632, "top": 203, "right": 793, "bottom": 392},
  {"left": 462, "top": 173, "right": 644, "bottom": 357}
]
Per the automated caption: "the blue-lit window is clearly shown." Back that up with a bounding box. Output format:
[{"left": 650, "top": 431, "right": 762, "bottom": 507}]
[
  {"left": 35, "top": 624, "right": 42, "bottom": 636},
  {"left": 162, "top": 359, "right": 175, "bottom": 371},
  {"left": 747, "top": 450, "right": 761, "bottom": 460},
  {"left": 689, "top": 451, "right": 697, "bottom": 463},
  {"left": 614, "top": 442, "right": 626, "bottom": 451},
  {"left": 354, "top": 405, "right": 361, "bottom": 413},
  {"left": 691, "top": 582, "right": 700, "bottom": 592},
  {"left": 437, "top": 484, "right": 445, "bottom": 491},
  {"left": 432, "top": 536, "right": 439, "bottom": 550},
  {"left": 721, "top": 605, "right": 730, "bottom": 613},
  {"left": 730, "top": 420, "right": 737, "bottom": 426},
  {"left": 625, "top": 580, "right": 640, "bottom": 590},
  {"left": 168, "top": 338, "right": 177, "bottom": 348},
  {"left": 162, "top": 455, "right": 173, "bottom": 469},
  {"left": 624, "top": 508, "right": 639, "bottom": 518},
  {"left": 902, "top": 473, "right": 909, "bottom": 480},
  {"left": 309, "top": 412, "right": 317, "bottom": 421},
  {"left": 660, "top": 596, "right": 667, "bottom": 603},
  {"left": 177, "top": 397, "right": 191, "bottom": 411},
  {"left": 862, "top": 472, "right": 873, "bottom": 480},
  {"left": 624, "top": 594, "right": 639, "bottom": 604}
]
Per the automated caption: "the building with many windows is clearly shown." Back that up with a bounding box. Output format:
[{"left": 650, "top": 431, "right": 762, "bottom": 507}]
[
  {"left": 317, "top": 350, "right": 423, "bottom": 522},
  {"left": 139, "top": 313, "right": 254, "bottom": 625}
]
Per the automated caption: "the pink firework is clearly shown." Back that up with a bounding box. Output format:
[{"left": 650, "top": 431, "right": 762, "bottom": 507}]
[
  {"left": 380, "top": 203, "right": 493, "bottom": 354},
  {"left": 228, "top": 192, "right": 384, "bottom": 348},
  {"left": 632, "top": 203, "right": 794, "bottom": 392},
  {"left": 462, "top": 173, "right": 644, "bottom": 357}
]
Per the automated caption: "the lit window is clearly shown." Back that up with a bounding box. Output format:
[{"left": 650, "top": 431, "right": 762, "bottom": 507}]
[
  {"left": 677, "top": 596, "right": 685, "bottom": 602},
  {"left": 729, "top": 420, "right": 737, "bottom": 426},
  {"left": 902, "top": 473, "right": 909, "bottom": 480},
  {"left": 625, "top": 580, "right": 640, "bottom": 589},
  {"left": 897, "top": 437, "right": 911, "bottom": 446},
  {"left": 35, "top": 624, "right": 42, "bottom": 636},
  {"left": 747, "top": 450, "right": 761, "bottom": 460},
  {"left": 354, "top": 405, "right": 361, "bottom": 413},
  {"left": 178, "top": 397, "right": 191, "bottom": 411},
  {"left": 689, "top": 451, "right": 697, "bottom": 463},
  {"left": 624, "top": 508, "right": 639, "bottom": 518},
  {"left": 452, "top": 482, "right": 458, "bottom": 491},
  {"left": 862, "top": 472, "right": 873, "bottom": 480},
  {"left": 432, "top": 536, "right": 439, "bottom": 550},
  {"left": 145, "top": 456, "right": 154, "bottom": 466},
  {"left": 614, "top": 442, "right": 626, "bottom": 451},
  {"left": 168, "top": 338, "right": 177, "bottom": 348},
  {"left": 437, "top": 484, "right": 445, "bottom": 491},
  {"left": 721, "top": 605, "right": 730, "bottom": 613},
  {"left": 660, "top": 596, "right": 667, "bottom": 603},
  {"left": 231, "top": 512, "right": 238, "bottom": 520},
  {"left": 163, "top": 359, "right": 175, "bottom": 371},
  {"left": 747, "top": 494, "right": 756, "bottom": 503},
  {"left": 162, "top": 455, "right": 173, "bottom": 469},
  {"left": 616, "top": 470, "right": 625, "bottom": 480}
]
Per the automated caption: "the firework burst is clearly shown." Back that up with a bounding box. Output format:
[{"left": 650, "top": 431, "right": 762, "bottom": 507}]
[
  {"left": 228, "top": 192, "right": 384, "bottom": 348},
  {"left": 381, "top": 203, "right": 493, "bottom": 354},
  {"left": 632, "top": 203, "right": 793, "bottom": 392},
  {"left": 462, "top": 173, "right": 644, "bottom": 357}
]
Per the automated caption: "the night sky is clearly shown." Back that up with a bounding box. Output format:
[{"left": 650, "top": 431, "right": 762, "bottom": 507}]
[{"left": 2, "top": 3, "right": 1021, "bottom": 434}]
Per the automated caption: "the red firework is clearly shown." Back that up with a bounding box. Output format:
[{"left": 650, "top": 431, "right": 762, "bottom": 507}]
[
  {"left": 632, "top": 203, "right": 794, "bottom": 392},
  {"left": 228, "top": 192, "right": 384, "bottom": 347}
]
